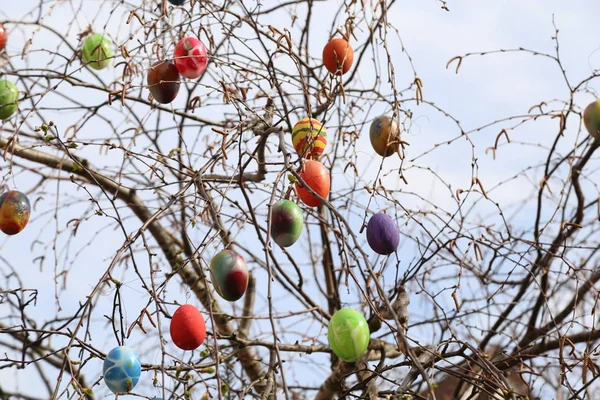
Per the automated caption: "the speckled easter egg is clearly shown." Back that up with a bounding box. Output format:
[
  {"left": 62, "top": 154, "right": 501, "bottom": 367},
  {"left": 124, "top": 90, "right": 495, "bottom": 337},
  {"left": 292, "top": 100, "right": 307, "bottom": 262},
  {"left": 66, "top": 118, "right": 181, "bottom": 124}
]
[
  {"left": 0, "top": 190, "right": 30, "bottom": 235},
  {"left": 103, "top": 346, "right": 141, "bottom": 394},
  {"left": 584, "top": 101, "right": 600, "bottom": 140},
  {"left": 322, "top": 38, "right": 354, "bottom": 75},
  {"left": 271, "top": 200, "right": 303, "bottom": 247},
  {"left": 369, "top": 115, "right": 400, "bottom": 157},
  {"left": 0, "top": 80, "right": 18, "bottom": 120},
  {"left": 174, "top": 37, "right": 208, "bottom": 79},
  {"left": 295, "top": 160, "right": 330, "bottom": 207},
  {"left": 366, "top": 213, "right": 399, "bottom": 255},
  {"left": 210, "top": 250, "right": 249, "bottom": 301},
  {"left": 82, "top": 33, "right": 113, "bottom": 70},
  {"left": 292, "top": 118, "right": 327, "bottom": 159},
  {"left": 170, "top": 304, "right": 206, "bottom": 350},
  {"left": 327, "top": 308, "right": 370, "bottom": 362}
]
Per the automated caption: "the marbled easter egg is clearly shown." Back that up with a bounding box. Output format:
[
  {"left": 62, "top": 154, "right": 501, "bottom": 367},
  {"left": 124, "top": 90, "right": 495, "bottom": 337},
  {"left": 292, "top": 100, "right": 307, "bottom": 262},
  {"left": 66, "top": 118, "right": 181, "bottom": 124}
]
[
  {"left": 103, "top": 346, "right": 141, "bottom": 393},
  {"left": 82, "top": 33, "right": 113, "bottom": 70},
  {"left": 327, "top": 308, "right": 370, "bottom": 362},
  {"left": 369, "top": 115, "right": 400, "bottom": 157},
  {"left": 0, "top": 190, "right": 30, "bottom": 235},
  {"left": 292, "top": 117, "right": 327, "bottom": 159},
  {"left": 271, "top": 199, "right": 303, "bottom": 247},
  {"left": 210, "top": 250, "right": 249, "bottom": 301},
  {"left": 366, "top": 213, "right": 399, "bottom": 255}
]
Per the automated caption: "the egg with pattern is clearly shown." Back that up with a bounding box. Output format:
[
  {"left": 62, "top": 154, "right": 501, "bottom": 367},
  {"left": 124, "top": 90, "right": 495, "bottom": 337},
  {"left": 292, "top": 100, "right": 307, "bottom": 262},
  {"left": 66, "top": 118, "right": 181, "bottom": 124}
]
[
  {"left": 210, "top": 250, "right": 249, "bottom": 301},
  {"left": 102, "top": 346, "right": 141, "bottom": 393}
]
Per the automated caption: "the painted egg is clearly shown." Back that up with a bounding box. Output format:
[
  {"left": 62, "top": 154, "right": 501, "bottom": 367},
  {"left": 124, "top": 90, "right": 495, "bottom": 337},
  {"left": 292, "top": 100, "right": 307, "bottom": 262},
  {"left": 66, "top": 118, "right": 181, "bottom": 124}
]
[
  {"left": 295, "top": 160, "right": 330, "bottom": 207},
  {"left": 82, "top": 33, "right": 113, "bottom": 70},
  {"left": 327, "top": 308, "right": 370, "bottom": 362},
  {"left": 0, "top": 80, "right": 18, "bottom": 120},
  {"left": 370, "top": 115, "right": 400, "bottom": 157},
  {"left": 366, "top": 213, "right": 399, "bottom": 255},
  {"left": 0, "top": 23, "right": 7, "bottom": 52},
  {"left": 168, "top": 0, "right": 185, "bottom": 4},
  {"left": 147, "top": 60, "right": 180, "bottom": 104},
  {"left": 0, "top": 190, "right": 30, "bottom": 235},
  {"left": 170, "top": 304, "right": 206, "bottom": 350},
  {"left": 584, "top": 101, "right": 600, "bottom": 140},
  {"left": 174, "top": 37, "right": 208, "bottom": 79},
  {"left": 210, "top": 250, "right": 249, "bottom": 301},
  {"left": 103, "top": 346, "right": 141, "bottom": 394},
  {"left": 292, "top": 118, "right": 327, "bottom": 159},
  {"left": 271, "top": 199, "right": 303, "bottom": 247},
  {"left": 322, "top": 38, "right": 354, "bottom": 75}
]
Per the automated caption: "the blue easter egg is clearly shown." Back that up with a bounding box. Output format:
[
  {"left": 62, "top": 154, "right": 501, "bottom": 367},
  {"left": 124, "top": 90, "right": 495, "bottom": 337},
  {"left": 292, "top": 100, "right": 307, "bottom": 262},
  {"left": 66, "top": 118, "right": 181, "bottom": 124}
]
[{"left": 103, "top": 346, "right": 141, "bottom": 393}]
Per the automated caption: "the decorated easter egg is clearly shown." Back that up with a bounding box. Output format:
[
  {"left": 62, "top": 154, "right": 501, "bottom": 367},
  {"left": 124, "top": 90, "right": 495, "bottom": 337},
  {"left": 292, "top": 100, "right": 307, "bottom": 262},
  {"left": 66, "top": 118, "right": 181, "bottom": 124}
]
[
  {"left": 327, "top": 308, "right": 370, "bottom": 362},
  {"left": 322, "top": 38, "right": 354, "bottom": 75},
  {"left": 292, "top": 118, "right": 327, "bottom": 159},
  {"left": 0, "top": 80, "right": 18, "bottom": 120},
  {"left": 295, "top": 160, "right": 330, "bottom": 207},
  {"left": 170, "top": 304, "right": 206, "bottom": 350},
  {"left": 174, "top": 37, "right": 208, "bottom": 79},
  {"left": 584, "top": 101, "right": 600, "bottom": 140},
  {"left": 370, "top": 115, "right": 400, "bottom": 157},
  {"left": 168, "top": 0, "right": 185, "bottom": 4},
  {"left": 271, "top": 200, "right": 303, "bottom": 247},
  {"left": 82, "top": 33, "right": 113, "bottom": 70},
  {"left": 0, "top": 23, "right": 7, "bottom": 52},
  {"left": 148, "top": 60, "right": 180, "bottom": 104},
  {"left": 103, "top": 346, "right": 141, "bottom": 394},
  {"left": 366, "top": 213, "right": 399, "bottom": 255},
  {"left": 0, "top": 190, "right": 30, "bottom": 235},
  {"left": 210, "top": 250, "right": 249, "bottom": 301}
]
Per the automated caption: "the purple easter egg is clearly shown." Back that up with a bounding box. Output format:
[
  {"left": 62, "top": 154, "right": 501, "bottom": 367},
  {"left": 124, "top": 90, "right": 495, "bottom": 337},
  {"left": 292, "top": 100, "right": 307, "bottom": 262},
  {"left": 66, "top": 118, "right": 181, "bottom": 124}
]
[{"left": 366, "top": 213, "right": 399, "bottom": 255}]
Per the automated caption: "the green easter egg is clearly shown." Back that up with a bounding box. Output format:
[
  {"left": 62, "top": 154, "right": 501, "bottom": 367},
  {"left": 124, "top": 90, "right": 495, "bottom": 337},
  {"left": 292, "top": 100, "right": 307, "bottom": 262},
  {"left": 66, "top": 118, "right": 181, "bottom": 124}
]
[
  {"left": 327, "top": 308, "right": 370, "bottom": 362},
  {"left": 0, "top": 80, "right": 18, "bottom": 120},
  {"left": 82, "top": 33, "right": 113, "bottom": 70}
]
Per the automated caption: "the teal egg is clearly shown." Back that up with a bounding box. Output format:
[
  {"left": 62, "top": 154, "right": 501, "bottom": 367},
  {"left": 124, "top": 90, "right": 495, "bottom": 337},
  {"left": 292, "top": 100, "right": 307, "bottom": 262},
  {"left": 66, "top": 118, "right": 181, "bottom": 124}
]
[
  {"left": 210, "top": 250, "right": 249, "bottom": 301},
  {"left": 271, "top": 200, "right": 303, "bottom": 247},
  {"left": 102, "top": 346, "right": 141, "bottom": 393},
  {"left": 327, "top": 308, "right": 370, "bottom": 362}
]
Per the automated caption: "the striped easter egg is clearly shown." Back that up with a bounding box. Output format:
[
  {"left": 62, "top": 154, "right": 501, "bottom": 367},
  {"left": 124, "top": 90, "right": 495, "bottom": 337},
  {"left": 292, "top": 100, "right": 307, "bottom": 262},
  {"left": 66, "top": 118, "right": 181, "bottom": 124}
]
[{"left": 292, "top": 117, "right": 327, "bottom": 159}]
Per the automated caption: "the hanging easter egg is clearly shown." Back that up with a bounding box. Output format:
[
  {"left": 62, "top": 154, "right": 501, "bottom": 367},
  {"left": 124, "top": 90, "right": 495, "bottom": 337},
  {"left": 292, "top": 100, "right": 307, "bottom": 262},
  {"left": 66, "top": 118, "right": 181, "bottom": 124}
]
[
  {"left": 174, "top": 37, "right": 208, "bottom": 79},
  {"left": 327, "top": 308, "right": 370, "bottom": 362},
  {"left": 103, "top": 346, "right": 141, "bottom": 394},
  {"left": 168, "top": 0, "right": 185, "bottom": 4},
  {"left": 170, "top": 304, "right": 206, "bottom": 350},
  {"left": 292, "top": 118, "right": 327, "bottom": 159},
  {"left": 148, "top": 60, "right": 180, "bottom": 104},
  {"left": 0, "top": 23, "right": 7, "bottom": 52},
  {"left": 295, "top": 160, "right": 330, "bottom": 207},
  {"left": 0, "top": 80, "right": 18, "bottom": 120},
  {"left": 0, "top": 190, "right": 30, "bottom": 235},
  {"left": 584, "top": 101, "right": 600, "bottom": 140},
  {"left": 366, "top": 213, "right": 399, "bottom": 255},
  {"left": 271, "top": 200, "right": 303, "bottom": 247},
  {"left": 82, "top": 33, "right": 113, "bottom": 70},
  {"left": 210, "top": 250, "right": 249, "bottom": 301},
  {"left": 322, "top": 38, "right": 354, "bottom": 75},
  {"left": 370, "top": 115, "right": 400, "bottom": 157}
]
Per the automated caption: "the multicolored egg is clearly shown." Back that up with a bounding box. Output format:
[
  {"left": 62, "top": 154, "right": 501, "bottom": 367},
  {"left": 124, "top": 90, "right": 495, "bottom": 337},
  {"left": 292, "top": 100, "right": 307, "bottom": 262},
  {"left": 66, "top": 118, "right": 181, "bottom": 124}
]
[
  {"left": 0, "top": 23, "right": 7, "bottom": 52},
  {"left": 271, "top": 200, "right": 303, "bottom": 247},
  {"left": 0, "top": 80, "right": 18, "bottom": 120},
  {"left": 147, "top": 60, "right": 181, "bottom": 104},
  {"left": 292, "top": 118, "right": 327, "bottom": 159},
  {"left": 174, "top": 37, "right": 208, "bottom": 79},
  {"left": 82, "top": 33, "right": 113, "bottom": 70},
  {"left": 170, "top": 304, "right": 206, "bottom": 350},
  {"left": 584, "top": 101, "right": 600, "bottom": 140},
  {"left": 210, "top": 250, "right": 249, "bottom": 301},
  {"left": 369, "top": 115, "right": 400, "bottom": 157},
  {"left": 295, "top": 160, "right": 330, "bottom": 207},
  {"left": 322, "top": 38, "right": 354, "bottom": 75},
  {"left": 0, "top": 190, "right": 30, "bottom": 235},
  {"left": 366, "top": 213, "right": 399, "bottom": 255},
  {"left": 102, "top": 346, "right": 141, "bottom": 394},
  {"left": 327, "top": 308, "right": 370, "bottom": 362}
]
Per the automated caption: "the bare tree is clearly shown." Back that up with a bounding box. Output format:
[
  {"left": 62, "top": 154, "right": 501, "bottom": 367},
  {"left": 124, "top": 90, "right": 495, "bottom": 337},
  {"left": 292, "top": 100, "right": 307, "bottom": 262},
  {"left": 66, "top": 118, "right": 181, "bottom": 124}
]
[{"left": 1, "top": 1, "right": 599, "bottom": 399}]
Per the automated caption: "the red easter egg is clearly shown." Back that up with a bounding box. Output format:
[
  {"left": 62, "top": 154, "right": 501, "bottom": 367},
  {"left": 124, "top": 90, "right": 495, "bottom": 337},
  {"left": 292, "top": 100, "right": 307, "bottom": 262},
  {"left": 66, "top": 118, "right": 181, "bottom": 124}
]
[
  {"left": 322, "top": 38, "right": 354, "bottom": 75},
  {"left": 0, "top": 24, "right": 7, "bottom": 52},
  {"left": 295, "top": 160, "right": 330, "bottom": 207},
  {"left": 173, "top": 37, "right": 208, "bottom": 79},
  {"left": 169, "top": 304, "right": 206, "bottom": 350}
]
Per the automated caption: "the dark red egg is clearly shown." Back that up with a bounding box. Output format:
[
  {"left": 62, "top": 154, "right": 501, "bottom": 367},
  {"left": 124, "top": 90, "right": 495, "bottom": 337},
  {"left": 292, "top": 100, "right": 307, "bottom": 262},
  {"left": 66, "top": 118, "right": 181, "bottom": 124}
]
[
  {"left": 366, "top": 213, "right": 399, "bottom": 255},
  {"left": 147, "top": 60, "right": 180, "bottom": 104},
  {"left": 210, "top": 250, "right": 249, "bottom": 301},
  {"left": 295, "top": 160, "right": 330, "bottom": 207},
  {"left": 0, "top": 24, "right": 7, "bottom": 52},
  {"left": 169, "top": 304, "right": 206, "bottom": 350}
]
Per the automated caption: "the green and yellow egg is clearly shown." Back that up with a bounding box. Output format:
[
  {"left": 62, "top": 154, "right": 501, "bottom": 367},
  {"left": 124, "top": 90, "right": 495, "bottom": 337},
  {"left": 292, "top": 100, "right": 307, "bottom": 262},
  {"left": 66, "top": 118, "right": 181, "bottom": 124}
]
[{"left": 292, "top": 117, "right": 327, "bottom": 159}]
